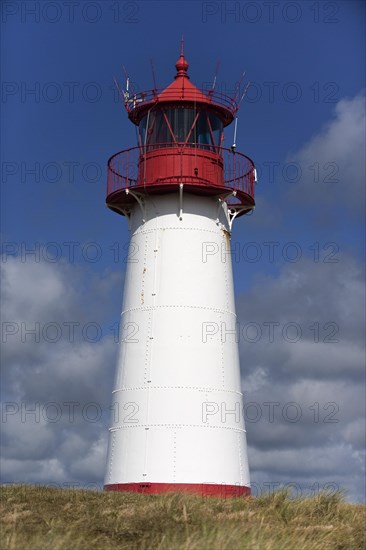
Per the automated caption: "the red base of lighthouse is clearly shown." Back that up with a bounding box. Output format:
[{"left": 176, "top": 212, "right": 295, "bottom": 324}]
[{"left": 104, "top": 482, "right": 251, "bottom": 498}]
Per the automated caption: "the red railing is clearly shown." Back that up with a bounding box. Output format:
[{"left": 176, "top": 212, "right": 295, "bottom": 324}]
[
  {"left": 123, "top": 88, "right": 238, "bottom": 116},
  {"left": 107, "top": 143, "right": 255, "bottom": 204}
]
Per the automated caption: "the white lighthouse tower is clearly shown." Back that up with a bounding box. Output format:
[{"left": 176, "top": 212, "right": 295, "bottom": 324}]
[{"left": 104, "top": 46, "right": 256, "bottom": 497}]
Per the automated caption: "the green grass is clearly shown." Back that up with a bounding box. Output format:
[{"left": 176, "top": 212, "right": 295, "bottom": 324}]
[{"left": 1, "top": 485, "right": 365, "bottom": 549}]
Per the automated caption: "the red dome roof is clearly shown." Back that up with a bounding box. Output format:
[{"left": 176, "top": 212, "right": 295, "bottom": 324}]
[
  {"left": 156, "top": 51, "right": 209, "bottom": 104},
  {"left": 125, "top": 47, "right": 237, "bottom": 127}
]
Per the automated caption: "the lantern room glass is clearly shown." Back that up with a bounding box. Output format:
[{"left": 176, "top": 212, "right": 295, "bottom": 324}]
[{"left": 138, "top": 108, "right": 223, "bottom": 151}]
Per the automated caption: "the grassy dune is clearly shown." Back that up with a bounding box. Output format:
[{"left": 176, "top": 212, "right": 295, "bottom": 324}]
[{"left": 1, "top": 485, "right": 365, "bottom": 549}]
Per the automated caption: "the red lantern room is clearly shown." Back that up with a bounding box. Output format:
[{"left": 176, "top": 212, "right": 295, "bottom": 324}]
[{"left": 106, "top": 45, "right": 256, "bottom": 219}]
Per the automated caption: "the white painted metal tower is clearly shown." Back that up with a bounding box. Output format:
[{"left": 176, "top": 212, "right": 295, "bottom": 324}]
[{"left": 104, "top": 46, "right": 256, "bottom": 497}]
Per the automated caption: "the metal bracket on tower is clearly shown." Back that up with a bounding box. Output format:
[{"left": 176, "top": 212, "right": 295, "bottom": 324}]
[
  {"left": 221, "top": 191, "right": 237, "bottom": 231},
  {"left": 228, "top": 208, "right": 239, "bottom": 231},
  {"left": 125, "top": 189, "right": 146, "bottom": 223},
  {"left": 178, "top": 184, "right": 184, "bottom": 220},
  {"left": 228, "top": 205, "right": 255, "bottom": 231},
  {"left": 215, "top": 198, "right": 223, "bottom": 225},
  {"left": 106, "top": 203, "right": 132, "bottom": 221}
]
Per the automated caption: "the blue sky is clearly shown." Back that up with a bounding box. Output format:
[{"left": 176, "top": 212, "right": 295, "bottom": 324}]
[{"left": 1, "top": 1, "right": 365, "bottom": 501}]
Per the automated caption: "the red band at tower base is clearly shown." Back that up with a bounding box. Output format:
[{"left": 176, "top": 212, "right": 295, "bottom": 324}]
[{"left": 104, "top": 482, "right": 251, "bottom": 498}]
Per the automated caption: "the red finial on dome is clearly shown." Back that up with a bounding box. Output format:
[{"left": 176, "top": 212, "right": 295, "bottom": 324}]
[{"left": 175, "top": 35, "right": 189, "bottom": 78}]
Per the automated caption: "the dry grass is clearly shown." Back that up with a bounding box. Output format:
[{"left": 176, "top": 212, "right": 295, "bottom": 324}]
[{"left": 1, "top": 485, "right": 365, "bottom": 549}]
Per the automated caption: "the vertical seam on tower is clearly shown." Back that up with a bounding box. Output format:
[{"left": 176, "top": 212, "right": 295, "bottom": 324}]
[
  {"left": 141, "top": 231, "right": 148, "bottom": 306},
  {"left": 144, "top": 226, "right": 153, "bottom": 481},
  {"left": 221, "top": 312, "right": 225, "bottom": 389},
  {"left": 143, "top": 230, "right": 150, "bottom": 384},
  {"left": 109, "top": 432, "right": 116, "bottom": 483},
  {"left": 144, "top": 309, "right": 152, "bottom": 383},
  {"left": 238, "top": 431, "right": 244, "bottom": 485},
  {"left": 143, "top": 222, "right": 151, "bottom": 479},
  {"left": 224, "top": 240, "right": 230, "bottom": 311},
  {"left": 152, "top": 220, "right": 159, "bottom": 305},
  {"left": 173, "top": 430, "right": 177, "bottom": 482},
  {"left": 222, "top": 236, "right": 230, "bottom": 389}
]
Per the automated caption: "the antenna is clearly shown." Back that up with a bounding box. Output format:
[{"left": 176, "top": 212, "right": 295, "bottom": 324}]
[
  {"left": 231, "top": 117, "right": 238, "bottom": 153},
  {"left": 230, "top": 71, "right": 246, "bottom": 105},
  {"left": 150, "top": 58, "right": 158, "bottom": 92},
  {"left": 113, "top": 76, "right": 129, "bottom": 111},
  {"left": 211, "top": 60, "right": 220, "bottom": 92},
  {"left": 121, "top": 64, "right": 137, "bottom": 97},
  {"left": 237, "top": 81, "right": 251, "bottom": 109}
]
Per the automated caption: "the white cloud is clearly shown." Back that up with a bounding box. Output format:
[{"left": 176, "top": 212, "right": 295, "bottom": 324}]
[
  {"left": 287, "top": 92, "right": 366, "bottom": 221},
  {"left": 1, "top": 256, "right": 121, "bottom": 487},
  {"left": 236, "top": 94, "right": 365, "bottom": 501},
  {"left": 238, "top": 253, "right": 365, "bottom": 501}
]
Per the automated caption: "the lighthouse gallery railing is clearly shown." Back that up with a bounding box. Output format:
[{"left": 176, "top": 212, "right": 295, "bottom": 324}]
[{"left": 107, "top": 144, "right": 255, "bottom": 202}]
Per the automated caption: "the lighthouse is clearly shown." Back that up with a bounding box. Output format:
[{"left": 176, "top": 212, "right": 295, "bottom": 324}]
[{"left": 104, "top": 45, "right": 256, "bottom": 497}]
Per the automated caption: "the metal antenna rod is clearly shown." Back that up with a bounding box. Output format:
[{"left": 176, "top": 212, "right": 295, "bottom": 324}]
[
  {"left": 212, "top": 60, "right": 220, "bottom": 91},
  {"left": 237, "top": 82, "right": 251, "bottom": 108},
  {"left": 150, "top": 58, "right": 158, "bottom": 92},
  {"left": 121, "top": 65, "right": 137, "bottom": 96},
  {"left": 231, "top": 118, "right": 238, "bottom": 152},
  {"left": 231, "top": 71, "right": 246, "bottom": 104},
  {"left": 233, "top": 118, "right": 238, "bottom": 146},
  {"left": 113, "top": 76, "right": 128, "bottom": 110}
]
